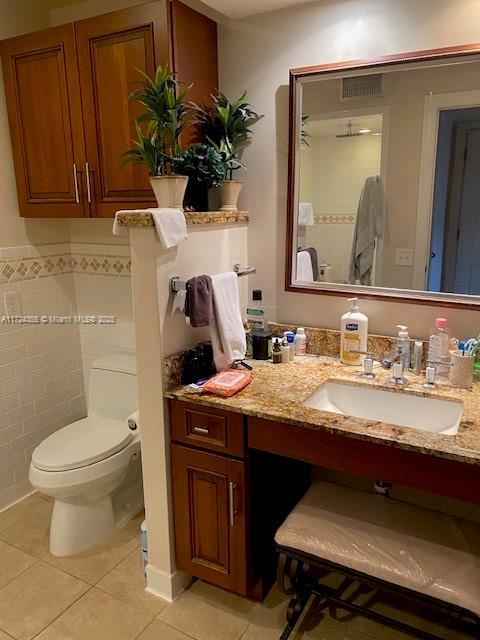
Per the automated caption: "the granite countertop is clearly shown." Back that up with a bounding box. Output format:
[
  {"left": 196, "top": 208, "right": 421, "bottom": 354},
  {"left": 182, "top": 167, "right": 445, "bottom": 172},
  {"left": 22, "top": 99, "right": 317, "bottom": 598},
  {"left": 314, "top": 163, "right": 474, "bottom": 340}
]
[
  {"left": 116, "top": 210, "right": 249, "bottom": 228},
  {"left": 168, "top": 356, "right": 480, "bottom": 466}
]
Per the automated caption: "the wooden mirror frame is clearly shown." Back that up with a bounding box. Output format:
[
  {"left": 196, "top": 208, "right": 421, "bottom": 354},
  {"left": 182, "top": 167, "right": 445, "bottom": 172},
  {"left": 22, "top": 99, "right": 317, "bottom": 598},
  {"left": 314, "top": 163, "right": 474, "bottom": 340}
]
[{"left": 285, "top": 43, "right": 480, "bottom": 309}]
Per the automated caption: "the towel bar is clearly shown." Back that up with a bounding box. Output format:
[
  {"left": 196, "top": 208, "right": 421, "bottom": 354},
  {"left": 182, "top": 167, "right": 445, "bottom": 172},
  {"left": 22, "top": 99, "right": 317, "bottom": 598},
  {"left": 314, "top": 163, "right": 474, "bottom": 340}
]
[{"left": 170, "top": 264, "right": 256, "bottom": 294}]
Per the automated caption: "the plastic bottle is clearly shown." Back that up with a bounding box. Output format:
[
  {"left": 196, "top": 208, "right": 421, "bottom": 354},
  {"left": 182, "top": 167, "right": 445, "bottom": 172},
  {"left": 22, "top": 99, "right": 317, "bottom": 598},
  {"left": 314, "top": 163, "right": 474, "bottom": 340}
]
[
  {"left": 294, "top": 327, "right": 307, "bottom": 356},
  {"left": 428, "top": 318, "right": 451, "bottom": 377},
  {"left": 246, "top": 290, "right": 266, "bottom": 331},
  {"left": 284, "top": 331, "right": 295, "bottom": 361},
  {"left": 340, "top": 298, "right": 368, "bottom": 365},
  {"left": 281, "top": 337, "right": 290, "bottom": 363},
  {"left": 396, "top": 325, "right": 411, "bottom": 371}
]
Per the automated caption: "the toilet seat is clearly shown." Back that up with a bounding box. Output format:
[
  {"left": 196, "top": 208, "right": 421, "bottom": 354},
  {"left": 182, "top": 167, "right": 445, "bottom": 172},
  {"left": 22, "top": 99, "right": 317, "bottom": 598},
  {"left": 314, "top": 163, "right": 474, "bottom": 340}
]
[{"left": 32, "top": 416, "right": 134, "bottom": 472}]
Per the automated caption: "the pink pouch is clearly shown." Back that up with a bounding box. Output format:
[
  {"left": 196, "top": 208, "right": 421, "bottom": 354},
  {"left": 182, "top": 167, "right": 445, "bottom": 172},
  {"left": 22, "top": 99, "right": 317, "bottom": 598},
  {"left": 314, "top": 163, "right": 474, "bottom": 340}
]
[{"left": 203, "top": 369, "right": 252, "bottom": 397}]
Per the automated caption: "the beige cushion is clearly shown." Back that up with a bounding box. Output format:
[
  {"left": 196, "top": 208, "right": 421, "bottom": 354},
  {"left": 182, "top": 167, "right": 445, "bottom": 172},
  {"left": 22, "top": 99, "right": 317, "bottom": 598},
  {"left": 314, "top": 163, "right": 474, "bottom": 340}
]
[{"left": 275, "top": 481, "right": 480, "bottom": 616}]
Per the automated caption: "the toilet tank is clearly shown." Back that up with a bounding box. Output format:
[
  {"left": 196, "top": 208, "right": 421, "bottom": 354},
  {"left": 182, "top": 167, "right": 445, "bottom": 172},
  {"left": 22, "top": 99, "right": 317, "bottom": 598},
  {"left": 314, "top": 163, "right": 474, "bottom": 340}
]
[{"left": 88, "top": 354, "right": 138, "bottom": 420}]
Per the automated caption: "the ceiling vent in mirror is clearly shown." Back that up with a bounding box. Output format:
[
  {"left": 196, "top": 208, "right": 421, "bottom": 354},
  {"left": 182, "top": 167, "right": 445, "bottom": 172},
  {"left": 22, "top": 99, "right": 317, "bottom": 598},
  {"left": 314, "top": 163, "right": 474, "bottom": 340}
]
[{"left": 341, "top": 74, "right": 383, "bottom": 100}]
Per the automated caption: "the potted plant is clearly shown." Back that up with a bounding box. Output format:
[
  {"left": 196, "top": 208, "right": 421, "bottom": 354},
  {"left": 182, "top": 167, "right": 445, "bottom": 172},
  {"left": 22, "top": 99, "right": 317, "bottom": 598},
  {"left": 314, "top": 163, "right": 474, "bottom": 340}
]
[
  {"left": 193, "top": 91, "right": 262, "bottom": 211},
  {"left": 176, "top": 143, "right": 226, "bottom": 211},
  {"left": 124, "top": 65, "right": 191, "bottom": 208}
]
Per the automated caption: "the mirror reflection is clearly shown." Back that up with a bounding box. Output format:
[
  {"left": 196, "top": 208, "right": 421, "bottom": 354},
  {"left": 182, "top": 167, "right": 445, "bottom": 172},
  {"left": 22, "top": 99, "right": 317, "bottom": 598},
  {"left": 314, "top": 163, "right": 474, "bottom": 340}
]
[{"left": 294, "top": 60, "right": 480, "bottom": 296}]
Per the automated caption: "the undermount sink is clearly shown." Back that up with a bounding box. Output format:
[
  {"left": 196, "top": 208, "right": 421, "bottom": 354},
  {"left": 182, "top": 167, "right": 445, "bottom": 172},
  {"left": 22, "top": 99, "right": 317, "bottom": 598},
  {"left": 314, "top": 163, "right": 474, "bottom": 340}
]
[{"left": 303, "top": 381, "right": 463, "bottom": 435}]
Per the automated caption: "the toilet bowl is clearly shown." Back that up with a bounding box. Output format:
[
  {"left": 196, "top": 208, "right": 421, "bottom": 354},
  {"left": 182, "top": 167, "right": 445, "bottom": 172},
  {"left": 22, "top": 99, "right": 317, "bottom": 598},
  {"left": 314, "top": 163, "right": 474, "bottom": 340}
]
[{"left": 29, "top": 354, "right": 143, "bottom": 557}]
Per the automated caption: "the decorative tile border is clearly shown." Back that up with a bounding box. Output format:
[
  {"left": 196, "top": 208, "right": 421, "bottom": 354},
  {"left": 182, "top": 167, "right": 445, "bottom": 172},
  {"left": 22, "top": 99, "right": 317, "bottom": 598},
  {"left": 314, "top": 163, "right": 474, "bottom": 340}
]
[
  {"left": 314, "top": 214, "right": 355, "bottom": 224},
  {"left": 0, "top": 245, "right": 131, "bottom": 284}
]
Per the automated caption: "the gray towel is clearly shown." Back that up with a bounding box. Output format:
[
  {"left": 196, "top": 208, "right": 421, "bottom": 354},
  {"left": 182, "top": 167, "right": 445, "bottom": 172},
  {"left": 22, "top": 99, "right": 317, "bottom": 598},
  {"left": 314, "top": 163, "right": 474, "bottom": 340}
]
[
  {"left": 306, "top": 247, "right": 319, "bottom": 281},
  {"left": 185, "top": 275, "right": 213, "bottom": 327}
]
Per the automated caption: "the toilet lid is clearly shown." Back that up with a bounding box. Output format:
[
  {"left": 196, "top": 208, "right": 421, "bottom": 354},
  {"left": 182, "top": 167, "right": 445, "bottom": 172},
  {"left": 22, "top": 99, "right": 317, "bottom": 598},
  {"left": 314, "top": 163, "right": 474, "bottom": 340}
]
[{"left": 32, "top": 416, "right": 134, "bottom": 472}]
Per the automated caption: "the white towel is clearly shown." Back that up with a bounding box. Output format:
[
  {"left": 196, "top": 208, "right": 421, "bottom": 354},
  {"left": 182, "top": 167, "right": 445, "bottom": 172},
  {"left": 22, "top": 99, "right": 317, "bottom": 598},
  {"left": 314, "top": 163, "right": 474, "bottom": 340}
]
[
  {"left": 209, "top": 272, "right": 246, "bottom": 371},
  {"left": 298, "top": 202, "right": 314, "bottom": 226},
  {"left": 296, "top": 251, "right": 314, "bottom": 282},
  {"left": 112, "top": 213, "right": 129, "bottom": 237},
  {"left": 151, "top": 208, "right": 187, "bottom": 249},
  {"left": 113, "top": 208, "right": 187, "bottom": 249}
]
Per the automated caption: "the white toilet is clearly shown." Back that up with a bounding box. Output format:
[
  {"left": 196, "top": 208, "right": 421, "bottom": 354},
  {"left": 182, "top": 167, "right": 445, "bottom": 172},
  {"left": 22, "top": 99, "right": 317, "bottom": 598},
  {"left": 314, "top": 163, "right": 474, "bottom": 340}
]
[{"left": 29, "top": 354, "right": 143, "bottom": 557}]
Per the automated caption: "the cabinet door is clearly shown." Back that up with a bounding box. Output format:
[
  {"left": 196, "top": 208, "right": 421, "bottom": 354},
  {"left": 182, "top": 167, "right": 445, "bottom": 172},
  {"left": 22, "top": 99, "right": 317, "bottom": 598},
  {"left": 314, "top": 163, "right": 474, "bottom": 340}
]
[
  {"left": 171, "top": 444, "right": 247, "bottom": 594},
  {"left": 75, "top": 3, "right": 170, "bottom": 218},
  {"left": 1, "top": 25, "right": 88, "bottom": 218}
]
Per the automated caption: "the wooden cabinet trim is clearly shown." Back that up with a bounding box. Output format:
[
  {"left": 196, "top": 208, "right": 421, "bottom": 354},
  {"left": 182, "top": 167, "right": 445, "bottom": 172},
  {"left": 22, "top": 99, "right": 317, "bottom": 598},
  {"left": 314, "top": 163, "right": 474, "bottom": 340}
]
[{"left": 248, "top": 416, "right": 480, "bottom": 505}]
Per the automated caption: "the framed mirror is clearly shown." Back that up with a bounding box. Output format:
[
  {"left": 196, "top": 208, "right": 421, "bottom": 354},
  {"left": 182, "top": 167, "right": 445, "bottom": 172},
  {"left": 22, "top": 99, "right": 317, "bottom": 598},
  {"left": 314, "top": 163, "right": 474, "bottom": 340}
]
[{"left": 285, "top": 44, "right": 480, "bottom": 308}]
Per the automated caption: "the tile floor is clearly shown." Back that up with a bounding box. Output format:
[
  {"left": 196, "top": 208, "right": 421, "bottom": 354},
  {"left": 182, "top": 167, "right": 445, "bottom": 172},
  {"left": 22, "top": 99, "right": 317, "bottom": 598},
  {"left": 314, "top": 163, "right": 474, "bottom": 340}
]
[{"left": 0, "top": 493, "right": 474, "bottom": 640}]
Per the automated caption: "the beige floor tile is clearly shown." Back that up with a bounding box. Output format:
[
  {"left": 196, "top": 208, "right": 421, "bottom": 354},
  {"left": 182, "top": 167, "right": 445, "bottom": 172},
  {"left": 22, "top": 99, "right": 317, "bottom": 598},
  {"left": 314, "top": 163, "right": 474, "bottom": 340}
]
[
  {"left": 35, "top": 588, "right": 152, "bottom": 640},
  {"left": 47, "top": 525, "right": 139, "bottom": 584},
  {"left": 159, "top": 580, "right": 260, "bottom": 640},
  {"left": 0, "top": 540, "right": 36, "bottom": 588},
  {"left": 0, "top": 561, "right": 89, "bottom": 640},
  {"left": 97, "top": 550, "right": 167, "bottom": 616},
  {"left": 137, "top": 619, "right": 196, "bottom": 640},
  {"left": 0, "top": 631, "right": 15, "bottom": 640},
  {"left": 0, "top": 493, "right": 50, "bottom": 533},
  {"left": 0, "top": 499, "right": 52, "bottom": 559}
]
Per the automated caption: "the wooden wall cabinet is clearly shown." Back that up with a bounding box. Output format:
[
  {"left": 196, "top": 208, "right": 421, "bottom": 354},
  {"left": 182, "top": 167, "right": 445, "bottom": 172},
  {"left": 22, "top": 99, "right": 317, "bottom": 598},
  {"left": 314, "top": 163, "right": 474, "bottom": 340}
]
[{"left": 0, "top": 1, "right": 218, "bottom": 218}]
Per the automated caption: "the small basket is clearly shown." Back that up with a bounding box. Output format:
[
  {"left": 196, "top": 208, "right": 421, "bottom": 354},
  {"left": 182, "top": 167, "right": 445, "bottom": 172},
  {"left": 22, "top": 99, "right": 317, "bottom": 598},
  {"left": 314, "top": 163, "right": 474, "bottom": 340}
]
[{"left": 449, "top": 351, "right": 474, "bottom": 388}]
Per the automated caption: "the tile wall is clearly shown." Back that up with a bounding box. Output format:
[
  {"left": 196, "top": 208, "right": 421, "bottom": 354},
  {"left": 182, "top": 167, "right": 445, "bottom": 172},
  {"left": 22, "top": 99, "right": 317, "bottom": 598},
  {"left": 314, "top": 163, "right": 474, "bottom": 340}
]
[{"left": 0, "top": 242, "right": 134, "bottom": 510}]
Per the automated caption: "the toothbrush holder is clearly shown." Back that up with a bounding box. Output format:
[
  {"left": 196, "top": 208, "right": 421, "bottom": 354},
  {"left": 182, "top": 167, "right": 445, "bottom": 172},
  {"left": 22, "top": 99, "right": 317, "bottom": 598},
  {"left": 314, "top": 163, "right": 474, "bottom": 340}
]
[{"left": 449, "top": 351, "right": 474, "bottom": 389}]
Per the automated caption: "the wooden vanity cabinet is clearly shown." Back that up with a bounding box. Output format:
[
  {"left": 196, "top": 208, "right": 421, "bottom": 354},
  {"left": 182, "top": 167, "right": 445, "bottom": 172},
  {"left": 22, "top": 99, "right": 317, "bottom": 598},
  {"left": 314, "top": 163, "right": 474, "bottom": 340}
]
[
  {"left": 0, "top": 1, "right": 218, "bottom": 219},
  {"left": 171, "top": 444, "right": 248, "bottom": 594},
  {"left": 169, "top": 399, "right": 311, "bottom": 599}
]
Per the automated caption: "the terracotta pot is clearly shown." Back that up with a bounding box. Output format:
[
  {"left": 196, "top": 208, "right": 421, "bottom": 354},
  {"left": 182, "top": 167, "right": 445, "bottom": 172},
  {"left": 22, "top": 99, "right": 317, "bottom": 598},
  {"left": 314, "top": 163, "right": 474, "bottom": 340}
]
[
  {"left": 219, "top": 180, "right": 243, "bottom": 211},
  {"left": 149, "top": 175, "right": 188, "bottom": 209}
]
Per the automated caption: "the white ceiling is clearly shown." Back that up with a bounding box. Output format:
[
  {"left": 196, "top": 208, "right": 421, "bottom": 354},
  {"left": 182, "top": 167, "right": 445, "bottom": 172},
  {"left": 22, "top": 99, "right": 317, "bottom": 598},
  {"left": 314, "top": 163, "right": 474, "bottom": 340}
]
[
  {"left": 198, "top": 0, "right": 317, "bottom": 19},
  {"left": 306, "top": 114, "right": 384, "bottom": 137}
]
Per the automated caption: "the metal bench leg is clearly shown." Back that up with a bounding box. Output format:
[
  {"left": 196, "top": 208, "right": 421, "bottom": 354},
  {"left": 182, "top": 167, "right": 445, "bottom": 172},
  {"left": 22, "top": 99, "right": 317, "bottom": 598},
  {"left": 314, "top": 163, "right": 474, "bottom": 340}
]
[{"left": 278, "top": 553, "right": 311, "bottom": 640}]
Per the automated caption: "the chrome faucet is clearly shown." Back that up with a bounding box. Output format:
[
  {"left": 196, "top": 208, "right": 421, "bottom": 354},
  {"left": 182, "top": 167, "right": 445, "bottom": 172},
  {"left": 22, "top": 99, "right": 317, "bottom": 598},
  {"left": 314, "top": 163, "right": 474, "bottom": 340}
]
[
  {"left": 345, "top": 349, "right": 376, "bottom": 379},
  {"left": 381, "top": 345, "right": 403, "bottom": 370},
  {"left": 422, "top": 360, "right": 453, "bottom": 389}
]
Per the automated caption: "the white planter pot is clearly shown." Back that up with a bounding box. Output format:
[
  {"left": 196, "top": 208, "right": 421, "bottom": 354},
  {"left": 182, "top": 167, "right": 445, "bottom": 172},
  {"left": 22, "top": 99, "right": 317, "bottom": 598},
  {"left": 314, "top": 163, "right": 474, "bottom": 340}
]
[
  {"left": 149, "top": 175, "right": 188, "bottom": 209},
  {"left": 219, "top": 180, "right": 243, "bottom": 211}
]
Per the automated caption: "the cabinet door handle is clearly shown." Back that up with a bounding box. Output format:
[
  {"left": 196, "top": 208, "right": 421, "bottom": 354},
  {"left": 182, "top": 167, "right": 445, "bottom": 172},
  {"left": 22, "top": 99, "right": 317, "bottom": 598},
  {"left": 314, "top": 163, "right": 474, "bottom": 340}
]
[
  {"left": 193, "top": 426, "right": 209, "bottom": 435},
  {"left": 229, "top": 482, "right": 237, "bottom": 527},
  {"left": 85, "top": 162, "right": 92, "bottom": 203},
  {"left": 73, "top": 164, "right": 80, "bottom": 204}
]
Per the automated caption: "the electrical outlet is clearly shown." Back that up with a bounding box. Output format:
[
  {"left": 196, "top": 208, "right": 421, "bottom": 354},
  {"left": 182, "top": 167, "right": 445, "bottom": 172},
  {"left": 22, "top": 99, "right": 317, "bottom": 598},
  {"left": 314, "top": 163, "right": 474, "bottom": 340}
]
[
  {"left": 395, "top": 248, "right": 414, "bottom": 266},
  {"left": 4, "top": 291, "right": 22, "bottom": 315}
]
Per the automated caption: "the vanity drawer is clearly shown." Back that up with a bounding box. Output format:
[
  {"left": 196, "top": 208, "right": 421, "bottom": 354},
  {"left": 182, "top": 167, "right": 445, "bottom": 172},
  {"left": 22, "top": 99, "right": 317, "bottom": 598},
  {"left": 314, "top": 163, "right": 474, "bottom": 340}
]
[{"left": 170, "top": 399, "right": 245, "bottom": 458}]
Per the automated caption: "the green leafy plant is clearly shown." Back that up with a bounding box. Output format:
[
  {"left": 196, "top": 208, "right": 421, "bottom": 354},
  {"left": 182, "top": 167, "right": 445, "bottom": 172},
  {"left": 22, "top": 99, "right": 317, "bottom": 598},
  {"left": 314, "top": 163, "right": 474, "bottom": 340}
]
[
  {"left": 177, "top": 143, "right": 226, "bottom": 189},
  {"left": 192, "top": 91, "right": 263, "bottom": 180},
  {"left": 123, "top": 65, "right": 191, "bottom": 176}
]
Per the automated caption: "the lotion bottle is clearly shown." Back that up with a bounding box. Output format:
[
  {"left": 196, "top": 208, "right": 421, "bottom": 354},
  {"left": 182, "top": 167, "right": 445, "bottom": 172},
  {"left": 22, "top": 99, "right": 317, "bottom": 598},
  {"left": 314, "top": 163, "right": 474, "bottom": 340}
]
[{"left": 340, "top": 298, "right": 368, "bottom": 365}]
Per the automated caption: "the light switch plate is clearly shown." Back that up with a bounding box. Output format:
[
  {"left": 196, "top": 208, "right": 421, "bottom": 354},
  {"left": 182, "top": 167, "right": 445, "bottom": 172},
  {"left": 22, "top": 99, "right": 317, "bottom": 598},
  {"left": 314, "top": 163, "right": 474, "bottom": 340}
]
[
  {"left": 395, "top": 248, "right": 414, "bottom": 266},
  {"left": 4, "top": 291, "right": 22, "bottom": 315}
]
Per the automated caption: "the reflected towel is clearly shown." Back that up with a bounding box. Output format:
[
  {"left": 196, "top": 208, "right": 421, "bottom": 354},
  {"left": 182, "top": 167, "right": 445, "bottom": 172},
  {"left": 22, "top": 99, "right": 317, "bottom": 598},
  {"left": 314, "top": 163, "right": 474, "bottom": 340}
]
[
  {"left": 306, "top": 247, "right": 319, "bottom": 281},
  {"left": 209, "top": 272, "right": 246, "bottom": 371},
  {"left": 296, "top": 251, "right": 314, "bottom": 282},
  {"left": 348, "top": 175, "right": 385, "bottom": 285},
  {"left": 298, "top": 202, "right": 314, "bottom": 226},
  {"left": 185, "top": 275, "right": 214, "bottom": 328}
]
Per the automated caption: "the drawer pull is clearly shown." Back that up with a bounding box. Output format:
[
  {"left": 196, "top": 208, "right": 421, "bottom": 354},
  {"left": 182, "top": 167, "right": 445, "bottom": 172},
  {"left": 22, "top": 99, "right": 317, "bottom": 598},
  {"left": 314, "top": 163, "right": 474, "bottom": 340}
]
[
  {"left": 193, "top": 426, "right": 210, "bottom": 435},
  {"left": 229, "top": 482, "right": 237, "bottom": 527}
]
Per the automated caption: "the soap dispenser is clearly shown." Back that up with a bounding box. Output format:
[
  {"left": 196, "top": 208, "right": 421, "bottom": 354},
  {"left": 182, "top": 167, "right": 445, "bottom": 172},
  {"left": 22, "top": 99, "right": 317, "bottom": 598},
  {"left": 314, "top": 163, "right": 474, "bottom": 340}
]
[
  {"left": 340, "top": 297, "right": 368, "bottom": 365},
  {"left": 396, "top": 325, "right": 411, "bottom": 371}
]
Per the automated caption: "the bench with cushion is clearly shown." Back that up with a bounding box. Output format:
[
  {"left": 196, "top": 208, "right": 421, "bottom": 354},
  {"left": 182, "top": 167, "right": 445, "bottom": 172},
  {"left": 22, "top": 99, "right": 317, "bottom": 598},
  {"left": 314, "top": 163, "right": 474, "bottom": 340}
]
[{"left": 275, "top": 481, "right": 480, "bottom": 639}]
